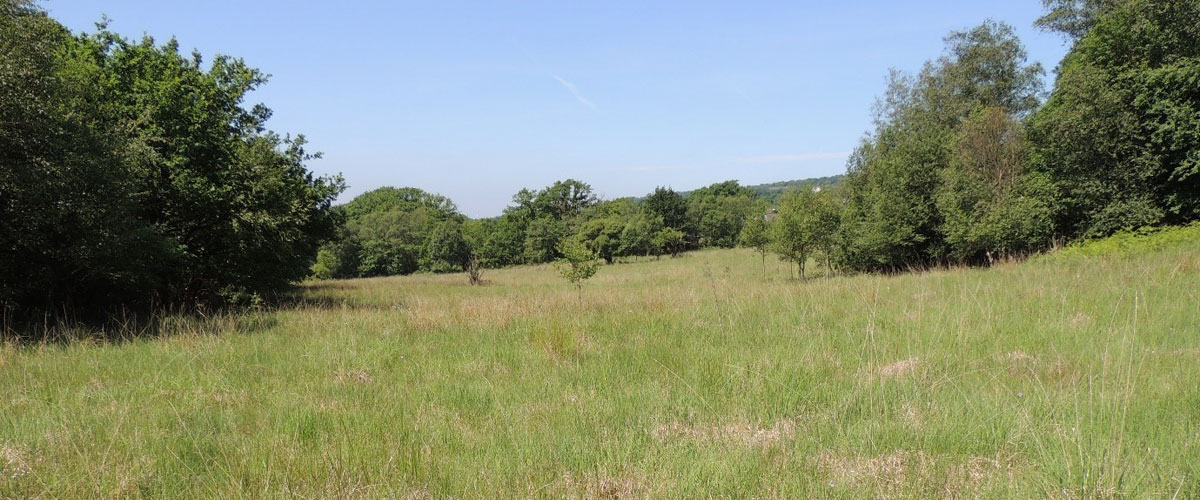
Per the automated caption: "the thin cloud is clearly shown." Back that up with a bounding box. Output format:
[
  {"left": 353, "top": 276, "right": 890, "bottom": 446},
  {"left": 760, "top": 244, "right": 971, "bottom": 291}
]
[
  {"left": 552, "top": 75, "right": 598, "bottom": 112},
  {"left": 734, "top": 151, "right": 851, "bottom": 163}
]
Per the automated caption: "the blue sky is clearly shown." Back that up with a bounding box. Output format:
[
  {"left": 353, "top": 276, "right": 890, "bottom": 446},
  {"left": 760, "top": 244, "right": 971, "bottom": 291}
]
[{"left": 49, "top": 1, "right": 1069, "bottom": 217}]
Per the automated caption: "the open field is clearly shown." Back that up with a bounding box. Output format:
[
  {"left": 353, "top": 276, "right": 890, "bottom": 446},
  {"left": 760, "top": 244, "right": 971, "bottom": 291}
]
[{"left": 2, "top": 236, "right": 1200, "bottom": 498}]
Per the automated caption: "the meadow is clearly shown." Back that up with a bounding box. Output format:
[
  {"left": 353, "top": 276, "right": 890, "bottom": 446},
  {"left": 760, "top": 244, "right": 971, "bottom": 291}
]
[{"left": 2, "top": 230, "right": 1199, "bottom": 498}]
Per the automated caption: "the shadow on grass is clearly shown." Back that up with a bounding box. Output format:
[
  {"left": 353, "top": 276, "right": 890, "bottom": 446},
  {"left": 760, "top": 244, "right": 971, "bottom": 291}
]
[{"left": 0, "top": 285, "right": 394, "bottom": 345}]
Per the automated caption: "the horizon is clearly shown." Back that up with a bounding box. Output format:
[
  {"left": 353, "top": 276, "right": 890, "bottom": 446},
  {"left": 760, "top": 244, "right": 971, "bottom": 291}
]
[{"left": 48, "top": 1, "right": 1069, "bottom": 217}]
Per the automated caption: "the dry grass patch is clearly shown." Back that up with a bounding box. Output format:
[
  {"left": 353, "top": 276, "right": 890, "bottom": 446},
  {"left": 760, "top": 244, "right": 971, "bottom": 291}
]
[
  {"left": 0, "top": 444, "right": 32, "bottom": 480},
  {"left": 651, "top": 419, "right": 796, "bottom": 448},
  {"left": 878, "top": 358, "right": 920, "bottom": 380},
  {"left": 900, "top": 401, "right": 924, "bottom": 429},
  {"left": 333, "top": 369, "right": 373, "bottom": 384},
  {"left": 821, "top": 450, "right": 935, "bottom": 494},
  {"left": 1044, "top": 357, "right": 1079, "bottom": 386},
  {"left": 1068, "top": 312, "right": 1093, "bottom": 329},
  {"left": 1002, "top": 351, "right": 1037, "bottom": 376},
  {"left": 559, "top": 471, "right": 646, "bottom": 499},
  {"left": 821, "top": 450, "right": 1022, "bottom": 498}
]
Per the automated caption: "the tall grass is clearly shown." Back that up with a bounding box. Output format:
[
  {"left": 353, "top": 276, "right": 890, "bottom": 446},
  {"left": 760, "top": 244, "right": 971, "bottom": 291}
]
[{"left": 1, "top": 232, "right": 1198, "bottom": 498}]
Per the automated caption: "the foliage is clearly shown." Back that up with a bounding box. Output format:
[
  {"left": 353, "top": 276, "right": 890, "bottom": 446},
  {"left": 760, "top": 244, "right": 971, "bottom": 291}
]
[
  {"left": 474, "top": 216, "right": 525, "bottom": 268},
  {"left": 1029, "top": 0, "right": 1200, "bottom": 238},
  {"left": 1039, "top": 223, "right": 1200, "bottom": 260},
  {"left": 619, "top": 211, "right": 663, "bottom": 259},
  {"left": 553, "top": 238, "right": 600, "bottom": 293},
  {"left": 571, "top": 217, "right": 625, "bottom": 265},
  {"left": 1035, "top": 0, "right": 1113, "bottom": 40},
  {"left": 0, "top": 2, "right": 343, "bottom": 316},
  {"left": 736, "top": 175, "right": 844, "bottom": 203},
  {"left": 686, "top": 181, "right": 757, "bottom": 248},
  {"left": 771, "top": 187, "right": 840, "bottom": 278},
  {"left": 530, "top": 179, "right": 597, "bottom": 220},
  {"left": 738, "top": 211, "right": 772, "bottom": 274},
  {"left": 653, "top": 228, "right": 687, "bottom": 258},
  {"left": 937, "top": 107, "right": 1057, "bottom": 262},
  {"left": 839, "top": 21, "right": 1045, "bottom": 271},
  {"left": 643, "top": 187, "right": 690, "bottom": 233},
  {"left": 316, "top": 187, "right": 461, "bottom": 277},
  {"left": 422, "top": 220, "right": 471, "bottom": 273}
]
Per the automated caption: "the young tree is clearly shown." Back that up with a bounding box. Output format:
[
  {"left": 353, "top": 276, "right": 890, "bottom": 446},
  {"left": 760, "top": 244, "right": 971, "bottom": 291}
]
[
  {"left": 772, "top": 187, "right": 841, "bottom": 279},
  {"left": 554, "top": 239, "right": 600, "bottom": 304},
  {"left": 739, "top": 214, "right": 772, "bottom": 276}
]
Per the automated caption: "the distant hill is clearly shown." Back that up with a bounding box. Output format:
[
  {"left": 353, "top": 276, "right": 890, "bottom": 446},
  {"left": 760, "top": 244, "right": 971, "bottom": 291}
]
[
  {"left": 637, "top": 174, "right": 845, "bottom": 203},
  {"left": 742, "top": 175, "right": 843, "bottom": 202},
  {"left": 673, "top": 175, "right": 844, "bottom": 202}
]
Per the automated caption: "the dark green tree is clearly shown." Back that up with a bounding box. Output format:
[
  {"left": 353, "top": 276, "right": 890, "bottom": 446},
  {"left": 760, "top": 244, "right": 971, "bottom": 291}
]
[
  {"left": 1029, "top": 0, "right": 1200, "bottom": 237},
  {"left": 643, "top": 187, "right": 689, "bottom": 232},
  {"left": 422, "top": 220, "right": 471, "bottom": 273}
]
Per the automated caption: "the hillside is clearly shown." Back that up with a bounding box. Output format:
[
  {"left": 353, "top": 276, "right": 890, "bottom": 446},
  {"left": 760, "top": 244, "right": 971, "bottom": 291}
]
[
  {"left": 674, "top": 174, "right": 844, "bottom": 202},
  {"left": 742, "top": 175, "right": 844, "bottom": 202},
  {"left": 2, "top": 228, "right": 1197, "bottom": 497}
]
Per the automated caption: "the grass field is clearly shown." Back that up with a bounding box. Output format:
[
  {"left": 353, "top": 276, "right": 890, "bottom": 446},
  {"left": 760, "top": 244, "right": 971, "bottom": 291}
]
[{"left": 2, "top": 230, "right": 1199, "bottom": 498}]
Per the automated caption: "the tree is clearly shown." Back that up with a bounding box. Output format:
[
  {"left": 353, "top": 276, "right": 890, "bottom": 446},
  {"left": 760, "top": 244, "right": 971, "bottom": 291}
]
[
  {"left": 938, "top": 107, "right": 1056, "bottom": 262},
  {"left": 475, "top": 215, "right": 524, "bottom": 267},
  {"left": 771, "top": 188, "right": 816, "bottom": 279},
  {"left": 739, "top": 213, "right": 772, "bottom": 276},
  {"left": 1, "top": 4, "right": 344, "bottom": 316},
  {"left": 1029, "top": 0, "right": 1200, "bottom": 238},
  {"left": 687, "top": 181, "right": 756, "bottom": 248},
  {"left": 320, "top": 187, "right": 462, "bottom": 277},
  {"left": 523, "top": 217, "right": 568, "bottom": 264},
  {"left": 534, "top": 179, "right": 596, "bottom": 220},
  {"left": 653, "top": 228, "right": 687, "bottom": 258},
  {"left": 554, "top": 239, "right": 600, "bottom": 303},
  {"left": 839, "top": 20, "right": 1045, "bottom": 272},
  {"left": 618, "top": 212, "right": 662, "bottom": 260},
  {"left": 644, "top": 187, "right": 689, "bottom": 232},
  {"left": 572, "top": 217, "right": 624, "bottom": 265},
  {"left": 422, "top": 220, "right": 471, "bottom": 273},
  {"left": 1035, "top": 0, "right": 1113, "bottom": 40}
]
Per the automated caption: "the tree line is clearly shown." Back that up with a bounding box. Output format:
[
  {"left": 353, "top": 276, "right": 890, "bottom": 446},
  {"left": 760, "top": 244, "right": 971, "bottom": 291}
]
[
  {"left": 754, "top": 0, "right": 1200, "bottom": 275},
  {"left": 3, "top": 0, "right": 1198, "bottom": 318},
  {"left": 309, "top": 179, "right": 766, "bottom": 279}
]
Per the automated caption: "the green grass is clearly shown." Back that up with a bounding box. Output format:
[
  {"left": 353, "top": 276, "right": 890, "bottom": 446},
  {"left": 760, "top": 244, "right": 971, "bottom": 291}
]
[{"left": 3, "top": 232, "right": 1200, "bottom": 498}]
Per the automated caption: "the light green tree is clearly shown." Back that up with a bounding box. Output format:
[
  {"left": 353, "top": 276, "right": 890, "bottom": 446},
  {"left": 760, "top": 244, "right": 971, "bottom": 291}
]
[
  {"left": 738, "top": 213, "right": 772, "bottom": 276},
  {"left": 772, "top": 186, "right": 840, "bottom": 279},
  {"left": 554, "top": 239, "right": 601, "bottom": 303},
  {"left": 652, "top": 228, "right": 687, "bottom": 258}
]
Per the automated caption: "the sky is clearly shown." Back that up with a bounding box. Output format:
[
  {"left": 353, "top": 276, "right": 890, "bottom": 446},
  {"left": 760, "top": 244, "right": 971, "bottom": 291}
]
[{"left": 48, "top": 1, "right": 1070, "bottom": 218}]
